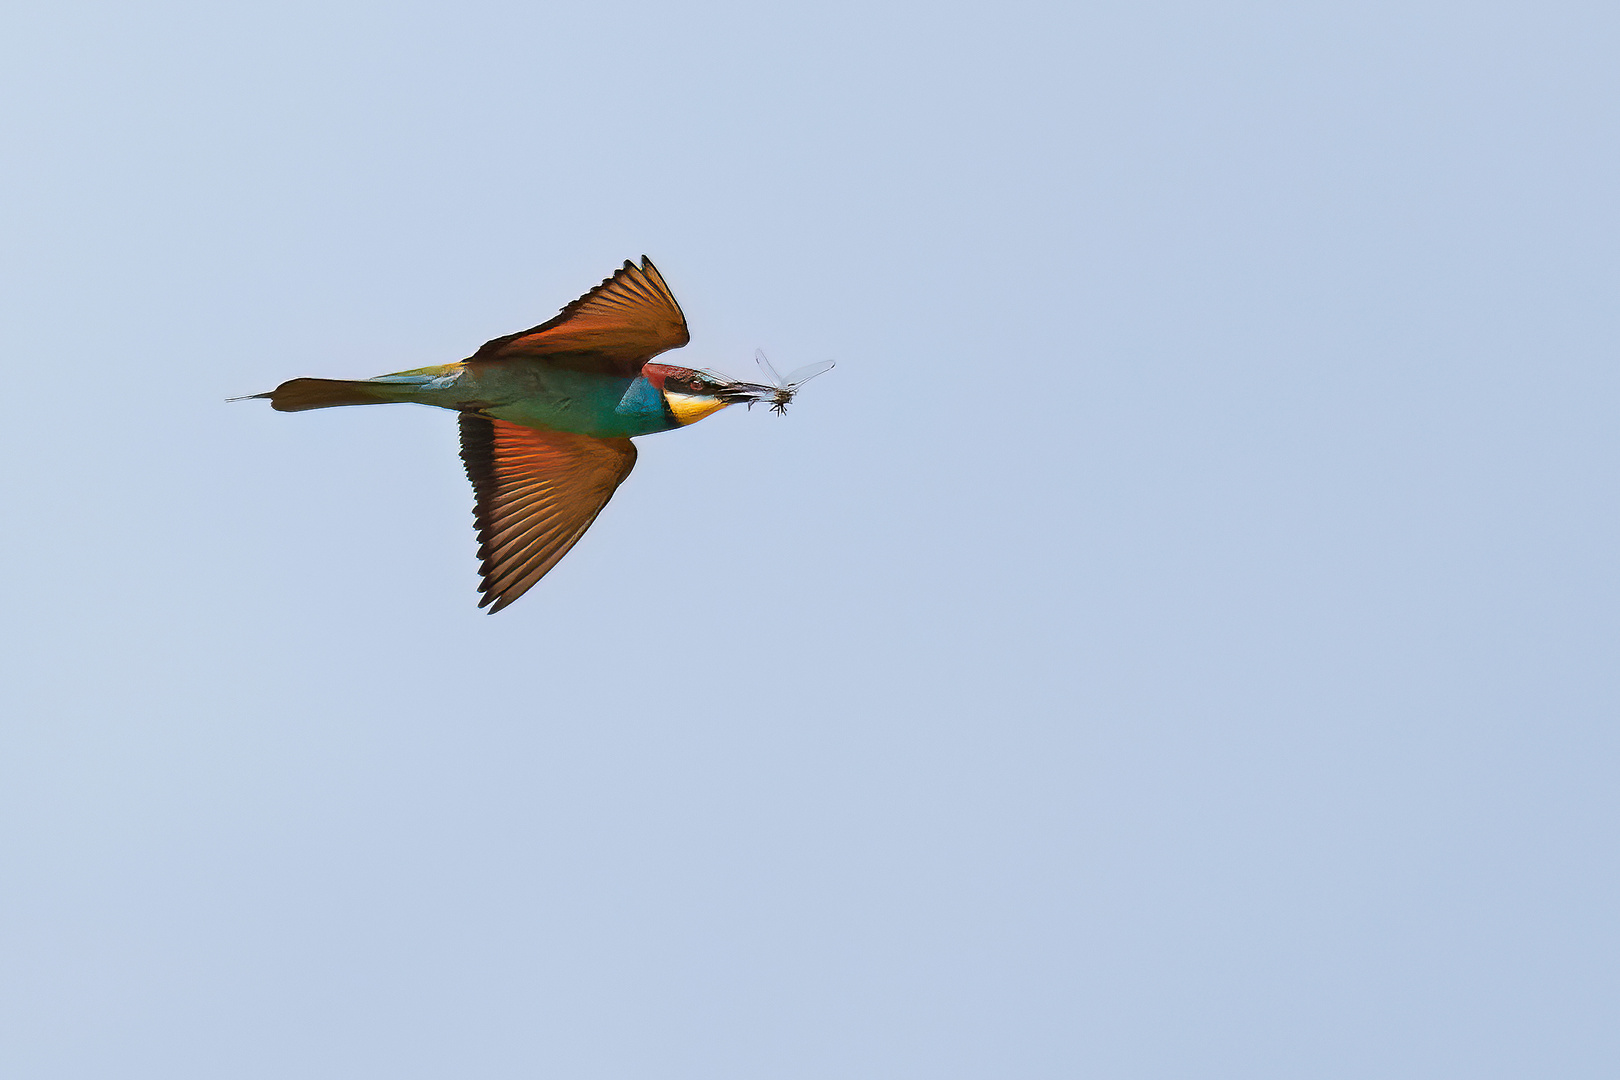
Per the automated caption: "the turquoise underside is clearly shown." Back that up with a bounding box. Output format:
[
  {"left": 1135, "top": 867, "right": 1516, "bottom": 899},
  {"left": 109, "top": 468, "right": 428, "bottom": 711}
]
[{"left": 477, "top": 370, "right": 682, "bottom": 439}]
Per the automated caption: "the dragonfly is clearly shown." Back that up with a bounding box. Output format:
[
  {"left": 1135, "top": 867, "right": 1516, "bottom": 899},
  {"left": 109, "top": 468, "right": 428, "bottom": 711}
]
[{"left": 745, "top": 349, "right": 836, "bottom": 415}]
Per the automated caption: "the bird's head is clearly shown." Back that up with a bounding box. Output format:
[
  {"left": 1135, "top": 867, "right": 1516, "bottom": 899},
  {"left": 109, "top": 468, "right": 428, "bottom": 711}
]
[{"left": 643, "top": 364, "right": 779, "bottom": 426}]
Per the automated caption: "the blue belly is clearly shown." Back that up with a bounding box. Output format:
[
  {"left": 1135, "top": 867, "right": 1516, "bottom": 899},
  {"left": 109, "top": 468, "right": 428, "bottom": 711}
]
[{"left": 475, "top": 369, "right": 680, "bottom": 438}]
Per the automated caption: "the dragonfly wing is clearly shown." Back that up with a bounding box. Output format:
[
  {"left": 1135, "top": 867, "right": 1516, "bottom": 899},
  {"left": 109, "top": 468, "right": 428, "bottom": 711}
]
[
  {"left": 754, "top": 348, "right": 785, "bottom": 388},
  {"left": 783, "top": 359, "right": 836, "bottom": 389}
]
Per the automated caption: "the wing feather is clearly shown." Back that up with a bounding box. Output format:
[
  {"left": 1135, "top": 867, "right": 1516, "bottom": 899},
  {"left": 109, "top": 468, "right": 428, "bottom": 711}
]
[
  {"left": 458, "top": 413, "right": 638, "bottom": 612},
  {"left": 467, "top": 256, "right": 690, "bottom": 377}
]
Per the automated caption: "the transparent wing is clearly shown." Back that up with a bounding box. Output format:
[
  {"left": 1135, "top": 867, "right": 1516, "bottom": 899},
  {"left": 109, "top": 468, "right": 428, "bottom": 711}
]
[
  {"left": 783, "top": 359, "right": 835, "bottom": 389},
  {"left": 754, "top": 348, "right": 785, "bottom": 388}
]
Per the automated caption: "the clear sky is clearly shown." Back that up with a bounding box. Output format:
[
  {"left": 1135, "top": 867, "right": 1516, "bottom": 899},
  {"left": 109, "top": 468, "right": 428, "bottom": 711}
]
[{"left": 3, "top": 1, "right": 1617, "bottom": 1076}]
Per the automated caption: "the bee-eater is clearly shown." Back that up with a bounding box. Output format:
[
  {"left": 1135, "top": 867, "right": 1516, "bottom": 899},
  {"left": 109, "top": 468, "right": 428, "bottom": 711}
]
[{"left": 242, "top": 257, "right": 807, "bottom": 612}]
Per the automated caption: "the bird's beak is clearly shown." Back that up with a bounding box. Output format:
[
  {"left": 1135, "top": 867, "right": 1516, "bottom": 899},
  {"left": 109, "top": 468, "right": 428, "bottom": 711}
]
[{"left": 712, "top": 378, "right": 780, "bottom": 406}]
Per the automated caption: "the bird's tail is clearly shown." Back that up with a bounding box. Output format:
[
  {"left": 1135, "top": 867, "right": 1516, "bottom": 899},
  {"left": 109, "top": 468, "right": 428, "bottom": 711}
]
[
  {"left": 232, "top": 377, "right": 411, "bottom": 413},
  {"left": 231, "top": 365, "right": 467, "bottom": 412}
]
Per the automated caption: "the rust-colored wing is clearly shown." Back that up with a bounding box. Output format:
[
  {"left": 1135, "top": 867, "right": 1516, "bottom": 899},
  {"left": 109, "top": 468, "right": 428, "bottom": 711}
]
[
  {"left": 467, "top": 257, "right": 690, "bottom": 377},
  {"left": 458, "top": 414, "right": 638, "bottom": 612}
]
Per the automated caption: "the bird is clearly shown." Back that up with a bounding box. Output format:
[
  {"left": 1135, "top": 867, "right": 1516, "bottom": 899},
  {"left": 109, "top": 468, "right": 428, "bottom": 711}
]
[{"left": 239, "top": 257, "right": 817, "bottom": 612}]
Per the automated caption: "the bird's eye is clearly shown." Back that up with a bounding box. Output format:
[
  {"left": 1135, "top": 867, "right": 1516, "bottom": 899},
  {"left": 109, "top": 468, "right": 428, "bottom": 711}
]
[{"left": 689, "top": 379, "right": 703, "bottom": 391}]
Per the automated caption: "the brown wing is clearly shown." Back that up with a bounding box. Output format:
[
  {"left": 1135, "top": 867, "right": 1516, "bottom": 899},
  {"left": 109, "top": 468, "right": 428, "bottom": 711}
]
[
  {"left": 467, "top": 257, "right": 690, "bottom": 377},
  {"left": 458, "top": 414, "right": 638, "bottom": 612}
]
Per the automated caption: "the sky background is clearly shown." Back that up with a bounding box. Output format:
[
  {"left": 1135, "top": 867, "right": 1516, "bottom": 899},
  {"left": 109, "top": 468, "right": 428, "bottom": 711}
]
[{"left": 3, "top": 1, "right": 1618, "bottom": 1076}]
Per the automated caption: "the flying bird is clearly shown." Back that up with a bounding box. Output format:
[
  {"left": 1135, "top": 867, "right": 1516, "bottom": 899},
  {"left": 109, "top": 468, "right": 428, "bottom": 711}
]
[{"left": 240, "top": 257, "right": 830, "bottom": 612}]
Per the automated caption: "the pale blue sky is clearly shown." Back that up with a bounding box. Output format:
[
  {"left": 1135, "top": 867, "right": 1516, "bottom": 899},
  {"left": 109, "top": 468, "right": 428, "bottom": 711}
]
[{"left": 3, "top": 1, "right": 1618, "bottom": 1076}]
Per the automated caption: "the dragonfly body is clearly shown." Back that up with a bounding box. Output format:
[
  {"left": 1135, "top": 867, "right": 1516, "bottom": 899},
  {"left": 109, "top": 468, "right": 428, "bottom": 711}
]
[{"left": 242, "top": 258, "right": 820, "bottom": 611}]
